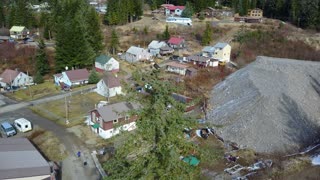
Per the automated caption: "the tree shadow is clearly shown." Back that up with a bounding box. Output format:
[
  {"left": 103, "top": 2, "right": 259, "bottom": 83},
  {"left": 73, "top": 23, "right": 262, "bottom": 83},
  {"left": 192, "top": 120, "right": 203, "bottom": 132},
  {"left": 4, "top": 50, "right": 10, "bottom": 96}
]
[{"left": 278, "top": 93, "right": 320, "bottom": 153}]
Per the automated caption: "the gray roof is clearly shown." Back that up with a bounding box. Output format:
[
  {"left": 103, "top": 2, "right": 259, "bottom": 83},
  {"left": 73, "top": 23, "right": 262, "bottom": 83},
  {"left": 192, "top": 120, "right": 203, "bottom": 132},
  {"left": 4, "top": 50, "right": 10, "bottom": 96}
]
[
  {"left": 187, "top": 55, "right": 211, "bottom": 62},
  {"left": 202, "top": 46, "right": 216, "bottom": 53},
  {"left": 148, "top": 40, "right": 167, "bottom": 49},
  {"left": 0, "top": 138, "right": 50, "bottom": 179},
  {"left": 97, "top": 102, "right": 139, "bottom": 122},
  {"left": 214, "top": 42, "right": 229, "bottom": 49},
  {"left": 126, "top": 46, "right": 146, "bottom": 56}
]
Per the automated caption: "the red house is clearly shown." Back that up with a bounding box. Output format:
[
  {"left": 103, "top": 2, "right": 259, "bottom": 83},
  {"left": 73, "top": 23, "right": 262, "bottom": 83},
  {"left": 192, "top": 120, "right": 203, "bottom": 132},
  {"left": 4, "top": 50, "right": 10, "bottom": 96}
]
[{"left": 167, "top": 37, "right": 185, "bottom": 49}]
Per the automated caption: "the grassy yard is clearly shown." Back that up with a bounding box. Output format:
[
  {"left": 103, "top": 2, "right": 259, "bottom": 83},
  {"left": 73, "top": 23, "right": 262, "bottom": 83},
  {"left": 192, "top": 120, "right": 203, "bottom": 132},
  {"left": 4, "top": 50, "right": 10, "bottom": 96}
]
[
  {"left": 7, "top": 81, "right": 60, "bottom": 101},
  {"left": 7, "top": 81, "right": 96, "bottom": 101},
  {"left": 30, "top": 92, "right": 124, "bottom": 127}
]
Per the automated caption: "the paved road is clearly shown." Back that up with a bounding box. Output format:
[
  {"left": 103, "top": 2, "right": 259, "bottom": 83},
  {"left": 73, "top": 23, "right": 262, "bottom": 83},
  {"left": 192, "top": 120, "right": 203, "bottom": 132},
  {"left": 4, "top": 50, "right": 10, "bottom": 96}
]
[{"left": 1, "top": 108, "right": 100, "bottom": 180}]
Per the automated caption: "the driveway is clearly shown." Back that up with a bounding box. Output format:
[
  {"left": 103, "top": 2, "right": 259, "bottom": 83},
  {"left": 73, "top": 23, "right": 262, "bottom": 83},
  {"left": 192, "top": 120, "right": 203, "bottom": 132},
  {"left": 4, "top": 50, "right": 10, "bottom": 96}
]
[{"left": 1, "top": 108, "right": 100, "bottom": 180}]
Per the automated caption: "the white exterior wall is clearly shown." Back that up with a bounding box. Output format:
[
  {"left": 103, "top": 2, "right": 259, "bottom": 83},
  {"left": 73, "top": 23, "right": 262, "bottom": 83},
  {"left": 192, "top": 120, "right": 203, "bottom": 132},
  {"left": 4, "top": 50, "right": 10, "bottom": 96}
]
[
  {"left": 175, "top": 9, "right": 183, "bottom": 16},
  {"left": 12, "top": 72, "right": 33, "bottom": 87},
  {"left": 213, "top": 45, "right": 231, "bottom": 62},
  {"left": 96, "top": 79, "right": 122, "bottom": 98},
  {"left": 209, "top": 61, "right": 219, "bottom": 67},
  {"left": 167, "top": 66, "right": 186, "bottom": 75},
  {"left": 105, "top": 58, "right": 119, "bottom": 71},
  {"left": 93, "top": 122, "right": 136, "bottom": 139}
]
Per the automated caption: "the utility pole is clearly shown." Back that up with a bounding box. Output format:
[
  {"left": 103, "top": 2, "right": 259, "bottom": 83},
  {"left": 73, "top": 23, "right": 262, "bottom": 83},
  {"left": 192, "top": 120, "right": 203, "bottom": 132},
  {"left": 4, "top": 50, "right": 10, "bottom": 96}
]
[{"left": 65, "top": 95, "right": 69, "bottom": 125}]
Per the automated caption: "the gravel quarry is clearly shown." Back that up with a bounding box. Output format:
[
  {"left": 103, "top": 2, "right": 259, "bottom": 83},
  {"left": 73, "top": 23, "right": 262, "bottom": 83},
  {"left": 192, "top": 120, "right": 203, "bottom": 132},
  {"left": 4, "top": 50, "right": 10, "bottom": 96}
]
[{"left": 207, "top": 56, "right": 320, "bottom": 153}]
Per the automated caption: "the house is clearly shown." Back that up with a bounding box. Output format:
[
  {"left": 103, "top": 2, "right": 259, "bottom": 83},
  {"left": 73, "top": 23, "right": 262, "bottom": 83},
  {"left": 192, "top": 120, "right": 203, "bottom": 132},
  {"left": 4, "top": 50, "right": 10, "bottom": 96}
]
[
  {"left": 95, "top": 55, "right": 119, "bottom": 73},
  {"left": 172, "top": 93, "right": 195, "bottom": 112},
  {"left": 160, "top": 46, "right": 174, "bottom": 55},
  {"left": 54, "top": 68, "right": 89, "bottom": 88},
  {"left": 200, "top": 7, "right": 233, "bottom": 18},
  {"left": 148, "top": 40, "right": 168, "bottom": 56},
  {"left": 185, "top": 67, "right": 198, "bottom": 77},
  {"left": 202, "top": 46, "right": 216, "bottom": 57},
  {"left": 187, "top": 55, "right": 212, "bottom": 67},
  {"left": 212, "top": 42, "right": 231, "bottom": 63},
  {"left": 123, "top": 46, "right": 151, "bottom": 63},
  {"left": 234, "top": 8, "right": 263, "bottom": 23},
  {"left": 0, "top": 138, "right": 51, "bottom": 180},
  {"left": 165, "top": 5, "right": 185, "bottom": 16},
  {"left": 165, "top": 61, "right": 189, "bottom": 75},
  {"left": 0, "top": 69, "right": 33, "bottom": 88},
  {"left": 167, "top": 37, "right": 185, "bottom": 49},
  {"left": 247, "top": 8, "right": 263, "bottom": 18},
  {"left": 90, "top": 102, "right": 139, "bottom": 139},
  {"left": 95, "top": 73, "right": 122, "bottom": 98},
  {"left": 9, "top": 26, "right": 29, "bottom": 39}
]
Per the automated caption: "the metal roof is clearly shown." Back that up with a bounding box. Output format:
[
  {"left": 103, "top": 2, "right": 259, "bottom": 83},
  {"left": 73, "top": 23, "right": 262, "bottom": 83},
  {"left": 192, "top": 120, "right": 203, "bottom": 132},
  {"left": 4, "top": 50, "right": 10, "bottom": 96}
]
[
  {"left": 148, "top": 40, "right": 167, "bottom": 49},
  {"left": 0, "top": 138, "right": 50, "bottom": 179},
  {"left": 126, "top": 46, "right": 146, "bottom": 55},
  {"left": 202, "top": 46, "right": 216, "bottom": 53},
  {"left": 9, "top": 26, "right": 27, "bottom": 32},
  {"left": 214, "top": 42, "right": 229, "bottom": 49},
  {"left": 97, "top": 102, "right": 139, "bottom": 122},
  {"left": 95, "top": 55, "right": 114, "bottom": 65}
]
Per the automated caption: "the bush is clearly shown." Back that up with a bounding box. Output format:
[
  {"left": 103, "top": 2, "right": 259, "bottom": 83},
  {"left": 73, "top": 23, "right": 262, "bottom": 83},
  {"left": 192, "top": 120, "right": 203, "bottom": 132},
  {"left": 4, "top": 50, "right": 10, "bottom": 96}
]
[
  {"left": 34, "top": 72, "right": 44, "bottom": 84},
  {"left": 88, "top": 70, "right": 100, "bottom": 84}
]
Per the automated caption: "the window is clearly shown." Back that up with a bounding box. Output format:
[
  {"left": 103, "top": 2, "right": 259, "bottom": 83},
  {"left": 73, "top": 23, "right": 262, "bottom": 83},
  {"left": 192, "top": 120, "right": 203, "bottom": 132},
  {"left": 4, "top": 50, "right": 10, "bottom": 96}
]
[
  {"left": 113, "top": 119, "right": 118, "bottom": 123},
  {"left": 25, "top": 125, "right": 28, "bottom": 128},
  {"left": 16, "top": 123, "right": 21, "bottom": 128}
]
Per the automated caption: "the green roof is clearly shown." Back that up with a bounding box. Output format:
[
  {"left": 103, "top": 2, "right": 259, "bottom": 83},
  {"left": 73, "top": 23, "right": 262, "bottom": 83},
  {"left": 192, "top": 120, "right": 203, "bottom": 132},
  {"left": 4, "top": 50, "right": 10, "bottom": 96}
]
[
  {"left": 95, "top": 55, "right": 113, "bottom": 65},
  {"left": 183, "top": 155, "right": 200, "bottom": 166},
  {"left": 91, "top": 123, "right": 100, "bottom": 129}
]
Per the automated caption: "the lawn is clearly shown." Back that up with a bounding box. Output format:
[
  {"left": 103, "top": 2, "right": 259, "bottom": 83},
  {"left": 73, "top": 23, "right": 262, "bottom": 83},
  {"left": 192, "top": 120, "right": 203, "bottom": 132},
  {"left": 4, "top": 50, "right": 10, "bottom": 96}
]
[
  {"left": 31, "top": 92, "right": 107, "bottom": 127},
  {"left": 7, "top": 81, "right": 60, "bottom": 101},
  {"left": 7, "top": 81, "right": 96, "bottom": 101}
]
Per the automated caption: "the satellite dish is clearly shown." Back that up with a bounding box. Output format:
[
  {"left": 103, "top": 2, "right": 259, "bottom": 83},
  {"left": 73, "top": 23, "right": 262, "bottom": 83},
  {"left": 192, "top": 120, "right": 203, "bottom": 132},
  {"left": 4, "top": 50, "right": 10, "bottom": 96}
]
[{"left": 65, "top": 66, "right": 69, "bottom": 70}]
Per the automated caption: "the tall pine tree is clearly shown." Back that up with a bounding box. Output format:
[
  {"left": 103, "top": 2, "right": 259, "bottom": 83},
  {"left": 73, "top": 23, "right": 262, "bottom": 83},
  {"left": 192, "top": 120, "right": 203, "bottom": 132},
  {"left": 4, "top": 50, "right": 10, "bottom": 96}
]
[{"left": 35, "top": 39, "right": 50, "bottom": 76}]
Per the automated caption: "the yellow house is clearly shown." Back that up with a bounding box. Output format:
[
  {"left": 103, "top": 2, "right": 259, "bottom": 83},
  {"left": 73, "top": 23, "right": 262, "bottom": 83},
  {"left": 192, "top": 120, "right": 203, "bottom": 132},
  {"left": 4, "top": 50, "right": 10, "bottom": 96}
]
[
  {"left": 247, "top": 8, "right": 263, "bottom": 18},
  {"left": 9, "top": 26, "right": 30, "bottom": 39},
  {"left": 212, "top": 42, "right": 231, "bottom": 63}
]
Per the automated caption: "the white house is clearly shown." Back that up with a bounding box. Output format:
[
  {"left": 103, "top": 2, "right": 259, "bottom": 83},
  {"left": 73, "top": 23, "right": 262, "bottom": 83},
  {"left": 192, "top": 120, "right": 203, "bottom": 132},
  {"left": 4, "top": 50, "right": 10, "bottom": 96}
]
[
  {"left": 95, "top": 55, "right": 119, "bottom": 73},
  {"left": 9, "top": 26, "right": 30, "bottom": 40},
  {"left": 95, "top": 74, "right": 122, "bottom": 98},
  {"left": 89, "top": 102, "right": 139, "bottom": 139},
  {"left": 212, "top": 42, "right": 231, "bottom": 63},
  {"left": 53, "top": 69, "right": 89, "bottom": 88},
  {"left": 165, "top": 5, "right": 185, "bottom": 16},
  {"left": 148, "top": 40, "right": 168, "bottom": 56},
  {"left": 165, "top": 61, "right": 189, "bottom": 75},
  {"left": 0, "top": 69, "right": 33, "bottom": 88},
  {"left": 122, "top": 46, "right": 151, "bottom": 63}
]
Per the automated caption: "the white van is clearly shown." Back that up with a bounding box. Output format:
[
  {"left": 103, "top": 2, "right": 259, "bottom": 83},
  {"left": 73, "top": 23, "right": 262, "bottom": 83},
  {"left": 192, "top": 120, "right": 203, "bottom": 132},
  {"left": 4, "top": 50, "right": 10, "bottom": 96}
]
[{"left": 14, "top": 118, "right": 32, "bottom": 132}]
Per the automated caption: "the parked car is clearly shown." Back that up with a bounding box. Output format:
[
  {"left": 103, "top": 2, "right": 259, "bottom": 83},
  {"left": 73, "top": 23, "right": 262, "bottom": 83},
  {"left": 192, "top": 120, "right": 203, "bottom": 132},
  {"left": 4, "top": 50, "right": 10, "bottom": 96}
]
[
  {"left": 14, "top": 118, "right": 32, "bottom": 133},
  {"left": 1, "top": 121, "right": 17, "bottom": 137}
]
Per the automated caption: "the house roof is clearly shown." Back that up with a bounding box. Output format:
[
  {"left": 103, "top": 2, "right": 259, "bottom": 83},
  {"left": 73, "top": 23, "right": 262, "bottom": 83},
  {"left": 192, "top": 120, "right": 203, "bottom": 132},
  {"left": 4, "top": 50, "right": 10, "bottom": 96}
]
[
  {"left": 148, "top": 40, "right": 167, "bottom": 49},
  {"left": 97, "top": 102, "right": 139, "bottom": 122},
  {"left": 102, "top": 73, "right": 121, "bottom": 88},
  {"left": 166, "top": 61, "right": 188, "bottom": 69},
  {"left": 160, "top": 46, "right": 174, "bottom": 51},
  {"left": 53, "top": 73, "right": 62, "bottom": 78},
  {"left": 168, "top": 37, "right": 184, "bottom": 45},
  {"left": 9, "top": 26, "right": 27, "bottom": 32},
  {"left": 126, "top": 46, "right": 146, "bottom": 56},
  {"left": 214, "top": 42, "right": 229, "bottom": 49},
  {"left": 65, "top": 69, "right": 89, "bottom": 82},
  {"left": 0, "top": 36, "right": 10, "bottom": 40},
  {"left": 95, "top": 55, "right": 114, "bottom": 65},
  {"left": 202, "top": 46, "right": 216, "bottom": 53},
  {"left": 187, "top": 55, "right": 211, "bottom": 62},
  {"left": 166, "top": 6, "right": 185, "bottom": 10},
  {"left": 161, "top": 4, "right": 174, "bottom": 8},
  {"left": 0, "top": 69, "right": 20, "bottom": 84},
  {"left": 0, "top": 138, "right": 50, "bottom": 179}
]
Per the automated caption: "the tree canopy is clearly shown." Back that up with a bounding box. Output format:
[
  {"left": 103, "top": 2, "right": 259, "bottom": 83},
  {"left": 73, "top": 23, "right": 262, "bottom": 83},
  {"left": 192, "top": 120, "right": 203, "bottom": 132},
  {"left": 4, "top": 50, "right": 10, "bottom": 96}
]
[{"left": 103, "top": 70, "right": 199, "bottom": 179}]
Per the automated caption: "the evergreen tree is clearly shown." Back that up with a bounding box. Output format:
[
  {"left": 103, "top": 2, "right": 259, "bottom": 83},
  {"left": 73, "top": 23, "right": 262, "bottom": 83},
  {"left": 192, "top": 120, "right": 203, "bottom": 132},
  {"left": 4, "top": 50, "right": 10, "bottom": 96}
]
[
  {"left": 86, "top": 6, "right": 104, "bottom": 55},
  {"left": 181, "top": 1, "right": 194, "bottom": 18},
  {"left": 109, "top": 29, "right": 119, "bottom": 55},
  {"left": 0, "top": 1, "right": 5, "bottom": 27},
  {"left": 202, "top": 22, "right": 212, "bottom": 45},
  {"left": 88, "top": 70, "right": 100, "bottom": 84},
  {"left": 34, "top": 71, "right": 44, "bottom": 84},
  {"left": 103, "top": 70, "right": 199, "bottom": 179},
  {"left": 35, "top": 39, "right": 50, "bottom": 76},
  {"left": 162, "top": 25, "right": 170, "bottom": 40}
]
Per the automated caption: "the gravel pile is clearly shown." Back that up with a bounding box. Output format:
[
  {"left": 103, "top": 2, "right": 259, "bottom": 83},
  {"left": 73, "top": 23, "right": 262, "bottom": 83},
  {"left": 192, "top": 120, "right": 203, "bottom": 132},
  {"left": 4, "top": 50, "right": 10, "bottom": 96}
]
[{"left": 207, "top": 56, "right": 320, "bottom": 153}]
